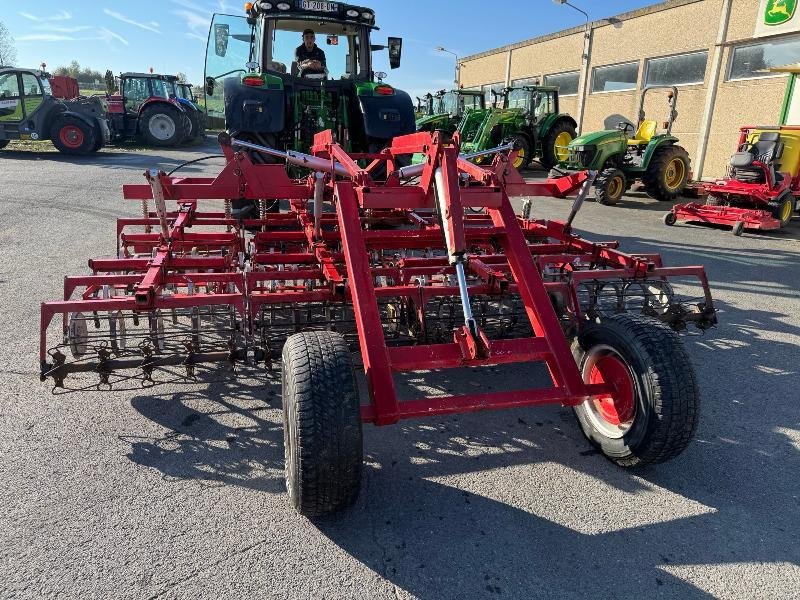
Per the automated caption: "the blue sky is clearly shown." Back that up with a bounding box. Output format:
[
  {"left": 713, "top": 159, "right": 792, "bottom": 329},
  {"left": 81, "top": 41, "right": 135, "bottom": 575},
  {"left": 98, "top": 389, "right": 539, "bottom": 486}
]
[{"left": 4, "top": 0, "right": 658, "bottom": 96}]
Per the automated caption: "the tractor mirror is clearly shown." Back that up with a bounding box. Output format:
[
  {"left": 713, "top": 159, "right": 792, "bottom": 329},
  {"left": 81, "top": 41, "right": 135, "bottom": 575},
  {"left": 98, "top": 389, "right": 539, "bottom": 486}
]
[
  {"left": 326, "top": 35, "right": 339, "bottom": 46},
  {"left": 388, "top": 37, "right": 403, "bottom": 70},
  {"left": 205, "top": 77, "right": 216, "bottom": 96},
  {"left": 214, "top": 24, "right": 230, "bottom": 57}
]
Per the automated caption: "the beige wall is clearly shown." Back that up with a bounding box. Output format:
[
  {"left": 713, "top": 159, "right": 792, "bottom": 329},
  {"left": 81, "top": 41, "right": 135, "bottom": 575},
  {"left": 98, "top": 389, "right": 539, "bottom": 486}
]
[{"left": 459, "top": 0, "right": 794, "bottom": 178}]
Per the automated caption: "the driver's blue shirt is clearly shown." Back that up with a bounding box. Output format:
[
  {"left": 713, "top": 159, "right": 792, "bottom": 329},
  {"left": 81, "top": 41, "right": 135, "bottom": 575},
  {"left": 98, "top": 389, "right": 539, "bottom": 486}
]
[{"left": 295, "top": 44, "right": 327, "bottom": 75}]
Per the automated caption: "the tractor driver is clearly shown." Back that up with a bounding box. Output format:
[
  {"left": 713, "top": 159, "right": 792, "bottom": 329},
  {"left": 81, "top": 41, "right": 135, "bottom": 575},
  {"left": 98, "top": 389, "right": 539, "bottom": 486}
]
[{"left": 295, "top": 29, "right": 327, "bottom": 77}]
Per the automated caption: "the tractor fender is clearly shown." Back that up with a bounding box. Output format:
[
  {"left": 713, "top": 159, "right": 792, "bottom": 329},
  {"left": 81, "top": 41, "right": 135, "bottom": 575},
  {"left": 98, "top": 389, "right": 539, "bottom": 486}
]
[
  {"left": 223, "top": 77, "right": 285, "bottom": 134},
  {"left": 45, "top": 106, "right": 95, "bottom": 136},
  {"left": 538, "top": 113, "right": 577, "bottom": 139},
  {"left": 176, "top": 97, "right": 199, "bottom": 113},
  {"left": 139, "top": 97, "right": 186, "bottom": 115},
  {"left": 358, "top": 88, "right": 416, "bottom": 140},
  {"left": 641, "top": 135, "right": 680, "bottom": 169}
]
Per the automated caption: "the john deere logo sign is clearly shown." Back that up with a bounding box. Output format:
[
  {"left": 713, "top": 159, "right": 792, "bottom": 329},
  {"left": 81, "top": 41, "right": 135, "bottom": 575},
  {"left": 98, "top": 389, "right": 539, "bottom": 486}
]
[{"left": 765, "top": 0, "right": 797, "bottom": 25}]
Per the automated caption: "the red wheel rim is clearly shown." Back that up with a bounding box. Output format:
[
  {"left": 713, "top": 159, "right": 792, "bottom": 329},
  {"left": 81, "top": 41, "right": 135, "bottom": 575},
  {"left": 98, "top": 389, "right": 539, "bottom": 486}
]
[
  {"left": 587, "top": 354, "right": 636, "bottom": 425},
  {"left": 59, "top": 124, "right": 84, "bottom": 149}
]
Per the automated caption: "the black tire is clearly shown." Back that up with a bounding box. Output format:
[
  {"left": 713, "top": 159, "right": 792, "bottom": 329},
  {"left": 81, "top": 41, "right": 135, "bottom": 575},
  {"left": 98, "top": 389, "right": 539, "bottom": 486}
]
[
  {"left": 767, "top": 191, "right": 794, "bottom": 228},
  {"left": 50, "top": 114, "right": 96, "bottom": 155},
  {"left": 642, "top": 145, "right": 690, "bottom": 201},
  {"left": 368, "top": 140, "right": 412, "bottom": 181},
  {"left": 282, "top": 331, "right": 363, "bottom": 517},
  {"left": 732, "top": 221, "right": 745, "bottom": 236},
  {"left": 663, "top": 212, "right": 677, "bottom": 226},
  {"left": 507, "top": 134, "right": 532, "bottom": 171},
  {"left": 0, "top": 139, "right": 9, "bottom": 150},
  {"left": 139, "top": 104, "right": 188, "bottom": 147},
  {"left": 595, "top": 168, "right": 627, "bottom": 206},
  {"left": 540, "top": 119, "right": 577, "bottom": 170},
  {"left": 572, "top": 313, "right": 699, "bottom": 467}
]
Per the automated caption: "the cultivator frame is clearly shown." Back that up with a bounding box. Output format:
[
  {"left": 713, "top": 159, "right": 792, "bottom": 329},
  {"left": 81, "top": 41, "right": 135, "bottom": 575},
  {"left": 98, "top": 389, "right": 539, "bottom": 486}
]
[{"left": 40, "top": 130, "right": 716, "bottom": 426}]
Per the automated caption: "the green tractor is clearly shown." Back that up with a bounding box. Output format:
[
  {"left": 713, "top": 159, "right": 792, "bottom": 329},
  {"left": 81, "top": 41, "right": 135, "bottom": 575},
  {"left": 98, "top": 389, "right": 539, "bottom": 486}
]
[
  {"left": 415, "top": 88, "right": 485, "bottom": 136},
  {"left": 554, "top": 86, "right": 690, "bottom": 205},
  {"left": 204, "top": 1, "right": 413, "bottom": 177},
  {"left": 460, "top": 85, "right": 577, "bottom": 171}
]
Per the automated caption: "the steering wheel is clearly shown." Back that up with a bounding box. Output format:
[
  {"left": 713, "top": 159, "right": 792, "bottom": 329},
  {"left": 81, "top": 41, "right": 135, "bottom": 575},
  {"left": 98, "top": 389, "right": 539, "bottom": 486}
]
[
  {"left": 298, "top": 60, "right": 327, "bottom": 79},
  {"left": 618, "top": 121, "right": 635, "bottom": 136}
]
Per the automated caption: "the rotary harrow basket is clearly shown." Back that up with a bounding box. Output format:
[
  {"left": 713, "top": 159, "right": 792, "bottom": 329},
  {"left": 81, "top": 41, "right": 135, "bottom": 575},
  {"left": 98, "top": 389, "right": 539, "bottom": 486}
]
[{"left": 40, "top": 130, "right": 716, "bottom": 516}]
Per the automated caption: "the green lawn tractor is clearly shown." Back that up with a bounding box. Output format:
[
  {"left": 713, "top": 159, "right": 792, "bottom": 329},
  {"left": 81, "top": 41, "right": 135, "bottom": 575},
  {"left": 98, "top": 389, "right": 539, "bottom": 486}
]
[
  {"left": 460, "top": 85, "right": 577, "bottom": 171},
  {"left": 554, "top": 86, "right": 690, "bottom": 205},
  {"left": 415, "top": 89, "right": 485, "bottom": 136}
]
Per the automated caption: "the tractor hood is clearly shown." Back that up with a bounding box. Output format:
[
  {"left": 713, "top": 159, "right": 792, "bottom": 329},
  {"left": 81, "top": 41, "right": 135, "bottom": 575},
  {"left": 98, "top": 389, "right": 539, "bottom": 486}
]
[{"left": 569, "top": 128, "right": 627, "bottom": 148}]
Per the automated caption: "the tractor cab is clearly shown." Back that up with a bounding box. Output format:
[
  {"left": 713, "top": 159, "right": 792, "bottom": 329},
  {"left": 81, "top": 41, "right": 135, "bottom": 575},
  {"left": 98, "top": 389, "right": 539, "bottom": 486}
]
[
  {"left": 415, "top": 89, "right": 485, "bottom": 135},
  {"left": 176, "top": 82, "right": 197, "bottom": 104},
  {"left": 505, "top": 85, "right": 559, "bottom": 125},
  {"left": 0, "top": 66, "right": 108, "bottom": 154},
  {"left": 204, "top": 1, "right": 414, "bottom": 155}
]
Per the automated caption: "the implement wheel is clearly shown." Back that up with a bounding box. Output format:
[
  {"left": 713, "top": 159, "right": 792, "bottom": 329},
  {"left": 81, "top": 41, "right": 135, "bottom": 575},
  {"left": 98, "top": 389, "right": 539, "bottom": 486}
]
[
  {"left": 768, "top": 192, "right": 794, "bottom": 228},
  {"left": 572, "top": 314, "right": 699, "bottom": 467},
  {"left": 643, "top": 145, "right": 690, "bottom": 201},
  {"left": 282, "top": 331, "right": 363, "bottom": 517},
  {"left": 595, "top": 168, "right": 627, "bottom": 206}
]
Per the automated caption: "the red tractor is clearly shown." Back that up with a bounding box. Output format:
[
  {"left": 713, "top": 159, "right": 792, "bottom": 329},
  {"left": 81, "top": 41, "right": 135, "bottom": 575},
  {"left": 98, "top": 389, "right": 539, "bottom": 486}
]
[
  {"left": 106, "top": 72, "right": 192, "bottom": 147},
  {"left": 666, "top": 126, "right": 800, "bottom": 235}
]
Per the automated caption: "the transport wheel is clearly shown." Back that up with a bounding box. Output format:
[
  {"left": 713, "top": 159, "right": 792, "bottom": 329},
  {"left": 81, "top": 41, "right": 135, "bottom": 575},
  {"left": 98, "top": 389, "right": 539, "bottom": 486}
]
[
  {"left": 508, "top": 134, "right": 532, "bottom": 171},
  {"left": 139, "top": 105, "right": 187, "bottom": 147},
  {"left": 50, "top": 114, "right": 96, "bottom": 155},
  {"left": 642, "top": 145, "right": 690, "bottom": 201},
  {"left": 732, "top": 221, "right": 745, "bottom": 236},
  {"left": 663, "top": 212, "right": 677, "bottom": 226},
  {"left": 572, "top": 313, "right": 699, "bottom": 467},
  {"left": 282, "top": 331, "right": 363, "bottom": 517},
  {"left": 0, "top": 139, "right": 9, "bottom": 150},
  {"left": 595, "top": 168, "right": 627, "bottom": 206},
  {"left": 768, "top": 192, "right": 794, "bottom": 228},
  {"left": 541, "top": 120, "right": 577, "bottom": 170}
]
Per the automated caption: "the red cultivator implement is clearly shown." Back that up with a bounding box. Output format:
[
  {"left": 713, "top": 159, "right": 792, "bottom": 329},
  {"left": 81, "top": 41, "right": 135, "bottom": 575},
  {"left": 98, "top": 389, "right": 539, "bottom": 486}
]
[
  {"left": 40, "top": 131, "right": 716, "bottom": 516},
  {"left": 666, "top": 126, "right": 800, "bottom": 235}
]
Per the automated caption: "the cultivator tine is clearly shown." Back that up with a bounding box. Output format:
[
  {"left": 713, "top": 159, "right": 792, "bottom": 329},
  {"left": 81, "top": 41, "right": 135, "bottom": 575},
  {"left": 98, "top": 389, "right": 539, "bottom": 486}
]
[{"left": 565, "top": 169, "right": 598, "bottom": 230}]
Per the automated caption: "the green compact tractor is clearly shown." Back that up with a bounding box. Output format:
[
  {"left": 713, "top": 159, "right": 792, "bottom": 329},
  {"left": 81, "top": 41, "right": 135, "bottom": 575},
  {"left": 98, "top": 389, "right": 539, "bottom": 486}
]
[
  {"left": 555, "top": 86, "right": 690, "bottom": 205},
  {"left": 460, "top": 85, "right": 576, "bottom": 171},
  {"left": 205, "top": 1, "right": 413, "bottom": 172},
  {"left": 0, "top": 66, "right": 109, "bottom": 154},
  {"left": 415, "top": 89, "right": 485, "bottom": 136}
]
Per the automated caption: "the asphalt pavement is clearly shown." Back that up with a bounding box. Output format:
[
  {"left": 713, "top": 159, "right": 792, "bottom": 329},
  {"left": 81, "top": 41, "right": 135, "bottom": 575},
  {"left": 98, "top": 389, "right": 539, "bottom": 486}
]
[{"left": 1, "top": 139, "right": 798, "bottom": 599}]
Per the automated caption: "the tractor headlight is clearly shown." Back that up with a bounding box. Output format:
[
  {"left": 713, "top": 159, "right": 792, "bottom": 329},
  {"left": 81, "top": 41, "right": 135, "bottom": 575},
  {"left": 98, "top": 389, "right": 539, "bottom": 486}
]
[
  {"left": 574, "top": 144, "right": 597, "bottom": 169},
  {"left": 277, "top": 2, "right": 290, "bottom": 9},
  {"left": 346, "top": 9, "right": 359, "bottom": 17},
  {"left": 361, "top": 11, "right": 374, "bottom": 21},
  {"left": 258, "top": 1, "right": 273, "bottom": 8}
]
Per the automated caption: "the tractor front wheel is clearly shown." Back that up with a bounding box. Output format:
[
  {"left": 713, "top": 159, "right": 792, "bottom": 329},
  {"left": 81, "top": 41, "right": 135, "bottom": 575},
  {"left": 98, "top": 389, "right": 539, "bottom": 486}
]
[
  {"left": 282, "top": 331, "right": 363, "bottom": 518},
  {"left": 139, "top": 105, "right": 188, "bottom": 147},
  {"left": 508, "top": 134, "right": 532, "bottom": 171},
  {"left": 541, "top": 120, "right": 577, "bottom": 170},
  {"left": 642, "top": 145, "right": 690, "bottom": 201},
  {"left": 50, "top": 115, "right": 96, "bottom": 155},
  {"left": 595, "top": 168, "right": 627, "bottom": 206},
  {"left": 768, "top": 192, "right": 795, "bottom": 228},
  {"left": 572, "top": 313, "right": 699, "bottom": 467}
]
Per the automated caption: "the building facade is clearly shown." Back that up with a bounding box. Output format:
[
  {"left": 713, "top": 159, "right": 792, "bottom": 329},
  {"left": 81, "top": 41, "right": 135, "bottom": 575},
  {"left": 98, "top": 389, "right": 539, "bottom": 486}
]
[{"left": 459, "top": 0, "right": 800, "bottom": 178}]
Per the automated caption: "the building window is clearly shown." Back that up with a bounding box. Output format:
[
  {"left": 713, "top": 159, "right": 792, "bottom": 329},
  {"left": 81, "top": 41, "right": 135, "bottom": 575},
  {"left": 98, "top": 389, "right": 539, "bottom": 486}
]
[
  {"left": 645, "top": 51, "right": 708, "bottom": 87},
  {"left": 591, "top": 61, "right": 639, "bottom": 93},
  {"left": 544, "top": 71, "right": 580, "bottom": 96},
  {"left": 512, "top": 77, "right": 540, "bottom": 87},
  {"left": 481, "top": 82, "right": 505, "bottom": 107},
  {"left": 729, "top": 35, "right": 800, "bottom": 80}
]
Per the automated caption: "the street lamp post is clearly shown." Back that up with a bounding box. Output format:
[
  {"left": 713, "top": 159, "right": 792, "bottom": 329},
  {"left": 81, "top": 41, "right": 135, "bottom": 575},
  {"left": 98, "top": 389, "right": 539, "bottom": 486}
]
[
  {"left": 436, "top": 46, "right": 459, "bottom": 88},
  {"left": 553, "top": 0, "right": 591, "bottom": 132}
]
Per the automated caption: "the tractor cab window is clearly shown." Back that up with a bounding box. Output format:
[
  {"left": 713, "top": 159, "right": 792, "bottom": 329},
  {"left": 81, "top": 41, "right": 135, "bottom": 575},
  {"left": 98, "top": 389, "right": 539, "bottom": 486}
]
[
  {"left": 21, "top": 73, "right": 44, "bottom": 116},
  {"left": 462, "top": 93, "right": 483, "bottom": 111},
  {"left": 150, "top": 79, "right": 172, "bottom": 99},
  {"left": 508, "top": 88, "right": 556, "bottom": 121},
  {"left": 442, "top": 92, "right": 458, "bottom": 115},
  {"left": 123, "top": 77, "right": 151, "bottom": 111},
  {"left": 267, "top": 20, "right": 364, "bottom": 80},
  {"left": 0, "top": 72, "right": 22, "bottom": 122}
]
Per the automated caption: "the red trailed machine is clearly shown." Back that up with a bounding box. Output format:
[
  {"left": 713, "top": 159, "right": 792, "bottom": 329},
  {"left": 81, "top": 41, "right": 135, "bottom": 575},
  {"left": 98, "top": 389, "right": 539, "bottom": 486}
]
[{"left": 40, "top": 131, "right": 716, "bottom": 517}]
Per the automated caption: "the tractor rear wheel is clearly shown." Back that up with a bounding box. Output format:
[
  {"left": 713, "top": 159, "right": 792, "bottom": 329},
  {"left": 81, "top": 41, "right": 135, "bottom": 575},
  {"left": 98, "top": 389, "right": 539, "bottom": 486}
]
[
  {"left": 282, "top": 331, "right": 363, "bottom": 517},
  {"left": 572, "top": 313, "right": 699, "bottom": 467},
  {"left": 0, "top": 139, "right": 9, "bottom": 150},
  {"left": 50, "top": 114, "right": 96, "bottom": 155},
  {"left": 643, "top": 145, "right": 690, "bottom": 201},
  {"left": 508, "top": 134, "right": 532, "bottom": 171},
  {"left": 595, "top": 168, "right": 627, "bottom": 206},
  {"left": 768, "top": 192, "right": 794, "bottom": 228},
  {"left": 139, "top": 105, "right": 187, "bottom": 147},
  {"left": 541, "top": 120, "right": 577, "bottom": 170}
]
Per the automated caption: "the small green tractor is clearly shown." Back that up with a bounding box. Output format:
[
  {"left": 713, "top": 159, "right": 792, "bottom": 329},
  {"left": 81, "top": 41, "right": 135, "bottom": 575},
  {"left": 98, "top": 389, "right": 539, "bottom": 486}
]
[
  {"left": 554, "top": 86, "right": 690, "bottom": 205},
  {"left": 460, "top": 85, "right": 577, "bottom": 171},
  {"left": 415, "top": 88, "right": 485, "bottom": 136}
]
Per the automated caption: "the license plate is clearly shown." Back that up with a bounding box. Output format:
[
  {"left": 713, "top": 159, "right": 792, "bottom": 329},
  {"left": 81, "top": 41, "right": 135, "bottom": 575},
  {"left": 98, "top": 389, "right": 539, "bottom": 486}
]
[{"left": 301, "top": 0, "right": 338, "bottom": 12}]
